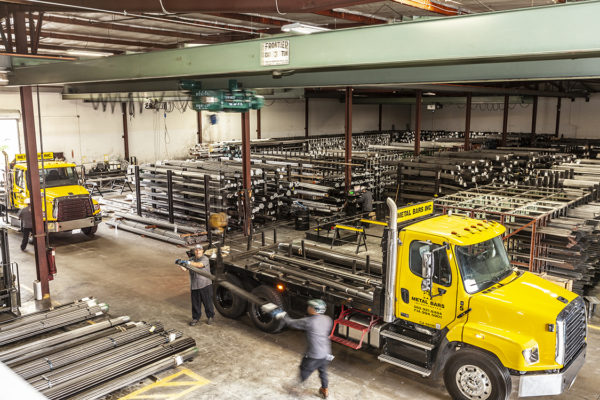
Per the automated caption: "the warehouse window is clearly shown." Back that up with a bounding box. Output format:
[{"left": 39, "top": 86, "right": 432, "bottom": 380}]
[{"left": 409, "top": 241, "right": 452, "bottom": 286}]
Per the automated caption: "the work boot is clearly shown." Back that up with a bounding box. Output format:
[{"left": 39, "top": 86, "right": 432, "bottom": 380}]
[
  {"left": 189, "top": 319, "right": 198, "bottom": 326},
  {"left": 207, "top": 317, "right": 214, "bottom": 325},
  {"left": 319, "top": 387, "right": 329, "bottom": 399}
]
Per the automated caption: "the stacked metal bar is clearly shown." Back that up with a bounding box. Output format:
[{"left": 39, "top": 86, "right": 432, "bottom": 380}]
[
  {"left": 0, "top": 298, "right": 198, "bottom": 399},
  {"left": 436, "top": 183, "right": 600, "bottom": 294}
]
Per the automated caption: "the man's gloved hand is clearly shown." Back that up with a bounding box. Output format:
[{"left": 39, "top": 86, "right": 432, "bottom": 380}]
[
  {"left": 261, "top": 303, "right": 286, "bottom": 320},
  {"left": 175, "top": 259, "right": 190, "bottom": 266}
]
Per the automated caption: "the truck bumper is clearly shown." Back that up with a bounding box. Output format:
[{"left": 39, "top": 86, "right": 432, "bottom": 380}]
[
  {"left": 518, "top": 346, "right": 586, "bottom": 397},
  {"left": 46, "top": 215, "right": 102, "bottom": 233}
]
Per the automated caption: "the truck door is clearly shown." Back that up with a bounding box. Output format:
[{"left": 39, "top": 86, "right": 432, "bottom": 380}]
[
  {"left": 12, "top": 168, "right": 27, "bottom": 207},
  {"left": 396, "top": 232, "right": 457, "bottom": 330}
]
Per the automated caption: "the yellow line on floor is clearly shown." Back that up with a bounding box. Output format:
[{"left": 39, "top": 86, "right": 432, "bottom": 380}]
[
  {"left": 587, "top": 324, "right": 600, "bottom": 331},
  {"left": 118, "top": 368, "right": 210, "bottom": 400}
]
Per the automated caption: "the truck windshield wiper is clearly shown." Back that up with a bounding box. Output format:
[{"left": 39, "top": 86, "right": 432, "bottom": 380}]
[{"left": 477, "top": 269, "right": 512, "bottom": 291}]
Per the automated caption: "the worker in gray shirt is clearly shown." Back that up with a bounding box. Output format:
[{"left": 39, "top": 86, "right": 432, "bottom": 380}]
[
  {"left": 270, "top": 299, "right": 333, "bottom": 399},
  {"left": 357, "top": 187, "right": 373, "bottom": 213},
  {"left": 17, "top": 199, "right": 32, "bottom": 251},
  {"left": 179, "top": 244, "right": 215, "bottom": 326}
]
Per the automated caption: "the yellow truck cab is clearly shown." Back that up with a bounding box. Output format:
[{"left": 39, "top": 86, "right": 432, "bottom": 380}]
[
  {"left": 6, "top": 153, "right": 101, "bottom": 236},
  {"left": 381, "top": 198, "right": 586, "bottom": 399}
]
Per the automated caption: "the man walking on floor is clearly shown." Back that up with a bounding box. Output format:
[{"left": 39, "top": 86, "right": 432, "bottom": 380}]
[
  {"left": 268, "top": 299, "right": 334, "bottom": 398},
  {"left": 180, "top": 244, "right": 215, "bottom": 326},
  {"left": 18, "top": 199, "right": 32, "bottom": 251}
]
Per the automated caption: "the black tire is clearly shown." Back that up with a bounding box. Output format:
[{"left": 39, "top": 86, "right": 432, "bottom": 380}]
[
  {"left": 248, "top": 285, "right": 285, "bottom": 333},
  {"left": 82, "top": 226, "right": 98, "bottom": 237},
  {"left": 213, "top": 274, "right": 248, "bottom": 319},
  {"left": 444, "top": 349, "right": 511, "bottom": 400}
]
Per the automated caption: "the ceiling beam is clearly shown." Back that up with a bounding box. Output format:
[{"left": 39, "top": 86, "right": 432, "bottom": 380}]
[
  {"left": 40, "top": 31, "right": 179, "bottom": 49},
  {"left": 0, "top": 0, "right": 381, "bottom": 13},
  {"left": 393, "top": 0, "right": 460, "bottom": 16},
  {"left": 207, "top": 13, "right": 288, "bottom": 27},
  {"left": 10, "top": 1, "right": 600, "bottom": 89},
  {"left": 42, "top": 15, "right": 229, "bottom": 43},
  {"left": 313, "top": 10, "right": 387, "bottom": 25}
]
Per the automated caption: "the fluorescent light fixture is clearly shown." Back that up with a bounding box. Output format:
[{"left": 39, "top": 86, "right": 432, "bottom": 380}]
[
  {"left": 423, "top": 91, "right": 437, "bottom": 96},
  {"left": 183, "top": 43, "right": 209, "bottom": 48},
  {"left": 281, "top": 22, "right": 329, "bottom": 34},
  {"left": 66, "top": 49, "right": 113, "bottom": 58}
]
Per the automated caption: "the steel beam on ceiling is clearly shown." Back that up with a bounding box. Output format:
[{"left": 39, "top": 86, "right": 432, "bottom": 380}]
[
  {"left": 11, "top": 1, "right": 600, "bottom": 88},
  {"left": 313, "top": 10, "right": 386, "bottom": 24}
]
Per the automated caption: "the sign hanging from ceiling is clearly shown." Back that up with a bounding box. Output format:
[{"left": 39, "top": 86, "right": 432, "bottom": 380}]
[{"left": 261, "top": 40, "right": 290, "bottom": 66}]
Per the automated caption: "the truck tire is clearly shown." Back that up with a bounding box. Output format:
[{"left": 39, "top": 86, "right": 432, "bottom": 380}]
[
  {"left": 248, "top": 285, "right": 285, "bottom": 333},
  {"left": 213, "top": 274, "right": 248, "bottom": 319},
  {"left": 82, "top": 226, "right": 98, "bottom": 237},
  {"left": 444, "top": 349, "right": 511, "bottom": 400}
]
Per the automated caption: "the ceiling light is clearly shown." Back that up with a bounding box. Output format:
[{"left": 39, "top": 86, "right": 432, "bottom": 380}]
[
  {"left": 423, "top": 91, "right": 437, "bottom": 96},
  {"left": 66, "top": 49, "right": 113, "bottom": 58},
  {"left": 281, "top": 23, "right": 329, "bottom": 35}
]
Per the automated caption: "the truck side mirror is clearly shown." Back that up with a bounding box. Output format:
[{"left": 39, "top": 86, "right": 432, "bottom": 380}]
[{"left": 421, "top": 251, "right": 433, "bottom": 292}]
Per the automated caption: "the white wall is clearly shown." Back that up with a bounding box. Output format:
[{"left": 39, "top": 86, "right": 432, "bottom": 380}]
[{"left": 409, "top": 94, "right": 600, "bottom": 138}]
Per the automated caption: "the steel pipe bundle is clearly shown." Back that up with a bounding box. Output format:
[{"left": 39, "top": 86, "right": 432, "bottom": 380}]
[
  {"left": 14, "top": 322, "right": 164, "bottom": 379},
  {"left": 40, "top": 337, "right": 196, "bottom": 400},
  {"left": 29, "top": 330, "right": 183, "bottom": 390},
  {"left": 279, "top": 243, "right": 383, "bottom": 274},
  {"left": 0, "top": 316, "right": 131, "bottom": 365},
  {"left": 69, "top": 347, "right": 199, "bottom": 400},
  {"left": 0, "top": 303, "right": 109, "bottom": 346}
]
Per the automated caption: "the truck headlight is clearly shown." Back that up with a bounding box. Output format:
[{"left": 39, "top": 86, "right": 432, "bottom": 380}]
[
  {"left": 523, "top": 345, "right": 539, "bottom": 365},
  {"left": 555, "top": 319, "right": 566, "bottom": 365}
]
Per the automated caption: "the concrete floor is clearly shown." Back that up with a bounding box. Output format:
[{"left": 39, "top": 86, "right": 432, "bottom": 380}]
[{"left": 5, "top": 223, "right": 600, "bottom": 400}]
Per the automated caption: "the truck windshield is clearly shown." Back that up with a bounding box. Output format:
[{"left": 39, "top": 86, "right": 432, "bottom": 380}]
[
  {"left": 455, "top": 236, "right": 513, "bottom": 294},
  {"left": 40, "top": 167, "right": 79, "bottom": 188}
]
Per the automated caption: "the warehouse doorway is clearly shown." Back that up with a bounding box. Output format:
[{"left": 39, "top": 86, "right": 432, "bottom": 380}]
[{"left": 0, "top": 118, "right": 20, "bottom": 186}]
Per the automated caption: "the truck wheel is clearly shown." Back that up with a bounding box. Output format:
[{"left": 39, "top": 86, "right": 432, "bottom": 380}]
[
  {"left": 444, "top": 349, "right": 511, "bottom": 400},
  {"left": 213, "top": 274, "right": 248, "bottom": 319},
  {"left": 248, "top": 285, "right": 285, "bottom": 333},
  {"left": 82, "top": 226, "right": 98, "bottom": 237}
]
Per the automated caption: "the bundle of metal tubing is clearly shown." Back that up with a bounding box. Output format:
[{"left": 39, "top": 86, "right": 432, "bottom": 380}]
[
  {"left": 69, "top": 347, "right": 198, "bottom": 400},
  {"left": 14, "top": 322, "right": 164, "bottom": 379},
  {"left": 29, "top": 330, "right": 183, "bottom": 390},
  {"left": 40, "top": 337, "right": 196, "bottom": 400},
  {"left": 0, "top": 303, "right": 108, "bottom": 346},
  {"left": 0, "top": 316, "right": 131, "bottom": 365}
]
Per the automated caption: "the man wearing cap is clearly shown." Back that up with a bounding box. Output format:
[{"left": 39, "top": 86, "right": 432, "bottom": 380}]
[
  {"left": 276, "top": 299, "right": 333, "bottom": 399},
  {"left": 180, "top": 244, "right": 215, "bottom": 326},
  {"left": 17, "top": 199, "right": 32, "bottom": 251}
]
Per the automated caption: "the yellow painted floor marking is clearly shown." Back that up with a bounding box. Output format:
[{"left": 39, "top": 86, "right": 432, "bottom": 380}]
[
  {"left": 587, "top": 324, "right": 600, "bottom": 331},
  {"left": 118, "top": 368, "right": 210, "bottom": 400}
]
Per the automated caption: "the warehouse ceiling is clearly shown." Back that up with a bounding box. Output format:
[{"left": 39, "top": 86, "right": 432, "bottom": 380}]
[{"left": 0, "top": 0, "right": 574, "bottom": 56}]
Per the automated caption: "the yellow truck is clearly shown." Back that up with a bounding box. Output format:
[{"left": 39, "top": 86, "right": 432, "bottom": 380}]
[
  {"left": 216, "top": 198, "right": 587, "bottom": 399},
  {"left": 3, "top": 153, "right": 101, "bottom": 236}
]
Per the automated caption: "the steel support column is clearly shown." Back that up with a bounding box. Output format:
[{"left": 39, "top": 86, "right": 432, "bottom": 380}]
[
  {"left": 304, "top": 97, "right": 309, "bottom": 138},
  {"left": 241, "top": 112, "right": 252, "bottom": 236},
  {"left": 196, "top": 111, "right": 202, "bottom": 144},
  {"left": 415, "top": 90, "right": 422, "bottom": 156},
  {"left": 378, "top": 103, "right": 383, "bottom": 132},
  {"left": 531, "top": 95, "right": 538, "bottom": 142},
  {"left": 256, "top": 109, "right": 261, "bottom": 139},
  {"left": 555, "top": 97, "right": 561, "bottom": 137},
  {"left": 15, "top": 11, "right": 49, "bottom": 297},
  {"left": 121, "top": 102, "right": 129, "bottom": 160},
  {"left": 502, "top": 95, "right": 509, "bottom": 146},
  {"left": 344, "top": 87, "right": 352, "bottom": 193},
  {"left": 464, "top": 93, "right": 472, "bottom": 151}
]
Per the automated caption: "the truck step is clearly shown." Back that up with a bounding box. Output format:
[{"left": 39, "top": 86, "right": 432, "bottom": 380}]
[
  {"left": 378, "top": 354, "right": 432, "bottom": 377},
  {"left": 380, "top": 330, "right": 435, "bottom": 350},
  {"left": 336, "top": 319, "right": 369, "bottom": 331},
  {"left": 330, "top": 335, "right": 363, "bottom": 350}
]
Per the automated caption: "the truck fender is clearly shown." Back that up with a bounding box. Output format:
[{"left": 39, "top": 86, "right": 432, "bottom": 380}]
[{"left": 431, "top": 338, "right": 458, "bottom": 380}]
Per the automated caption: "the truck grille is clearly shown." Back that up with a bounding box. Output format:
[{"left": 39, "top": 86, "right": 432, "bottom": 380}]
[
  {"left": 559, "top": 297, "right": 587, "bottom": 366},
  {"left": 56, "top": 196, "right": 93, "bottom": 221}
]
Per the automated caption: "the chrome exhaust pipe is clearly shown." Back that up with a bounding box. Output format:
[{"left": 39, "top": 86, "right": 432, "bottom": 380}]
[{"left": 383, "top": 197, "right": 398, "bottom": 323}]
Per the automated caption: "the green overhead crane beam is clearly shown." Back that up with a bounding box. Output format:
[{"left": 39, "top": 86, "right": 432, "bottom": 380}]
[{"left": 8, "top": 1, "right": 600, "bottom": 89}]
